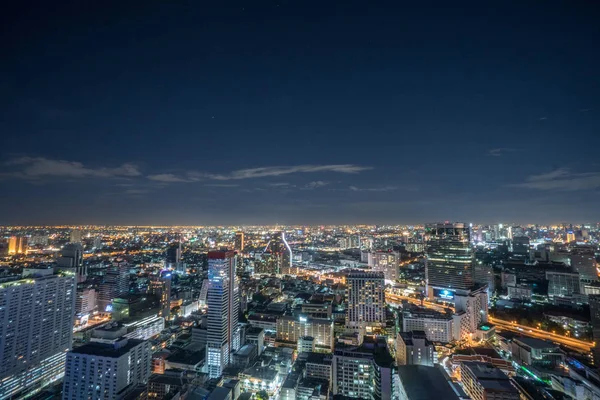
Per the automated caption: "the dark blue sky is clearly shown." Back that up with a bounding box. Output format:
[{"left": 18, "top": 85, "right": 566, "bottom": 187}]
[{"left": 1, "top": 1, "right": 599, "bottom": 225}]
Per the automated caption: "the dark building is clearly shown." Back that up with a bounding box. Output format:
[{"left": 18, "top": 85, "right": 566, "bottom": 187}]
[
  {"left": 589, "top": 295, "right": 600, "bottom": 366},
  {"left": 57, "top": 243, "right": 85, "bottom": 281},
  {"left": 259, "top": 232, "right": 293, "bottom": 275},
  {"left": 512, "top": 236, "right": 530, "bottom": 257}
]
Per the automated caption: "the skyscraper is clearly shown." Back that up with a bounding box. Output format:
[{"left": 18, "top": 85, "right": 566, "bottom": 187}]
[
  {"left": 261, "top": 231, "right": 293, "bottom": 275},
  {"left": 165, "top": 242, "right": 184, "bottom": 273},
  {"left": 0, "top": 274, "right": 76, "bottom": 399},
  {"left": 234, "top": 231, "right": 245, "bottom": 252},
  {"left": 8, "top": 235, "right": 28, "bottom": 254},
  {"left": 57, "top": 243, "right": 86, "bottom": 282},
  {"left": 98, "top": 260, "right": 130, "bottom": 312},
  {"left": 368, "top": 250, "right": 401, "bottom": 282},
  {"left": 206, "top": 250, "right": 240, "bottom": 378},
  {"left": 70, "top": 229, "right": 83, "bottom": 243},
  {"left": 425, "top": 222, "right": 474, "bottom": 299},
  {"left": 346, "top": 271, "right": 386, "bottom": 334},
  {"left": 148, "top": 271, "right": 172, "bottom": 319}
]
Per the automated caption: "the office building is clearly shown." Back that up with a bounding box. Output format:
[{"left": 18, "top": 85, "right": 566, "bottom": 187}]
[
  {"left": 298, "top": 336, "right": 316, "bottom": 353},
  {"left": 76, "top": 287, "right": 97, "bottom": 315},
  {"left": 397, "top": 365, "right": 460, "bottom": 400},
  {"left": 369, "top": 250, "right": 401, "bottom": 282},
  {"left": 8, "top": 235, "right": 28, "bottom": 255},
  {"left": 98, "top": 260, "right": 130, "bottom": 312},
  {"left": 70, "top": 229, "right": 83, "bottom": 244},
  {"left": 0, "top": 274, "right": 76, "bottom": 399},
  {"left": 454, "top": 286, "right": 488, "bottom": 334},
  {"left": 332, "top": 339, "right": 397, "bottom": 400},
  {"left": 589, "top": 295, "right": 600, "bottom": 365},
  {"left": 206, "top": 250, "right": 240, "bottom": 378},
  {"left": 346, "top": 271, "right": 386, "bottom": 333},
  {"left": 511, "top": 337, "right": 564, "bottom": 368},
  {"left": 62, "top": 338, "right": 151, "bottom": 400},
  {"left": 57, "top": 243, "right": 86, "bottom": 281},
  {"left": 547, "top": 271, "right": 581, "bottom": 298},
  {"left": 276, "top": 315, "right": 334, "bottom": 352},
  {"left": 261, "top": 232, "right": 294, "bottom": 275},
  {"left": 402, "top": 310, "right": 456, "bottom": 343},
  {"left": 425, "top": 223, "right": 474, "bottom": 298},
  {"left": 165, "top": 242, "right": 184, "bottom": 273},
  {"left": 512, "top": 236, "right": 530, "bottom": 257},
  {"left": 460, "top": 362, "right": 519, "bottom": 400},
  {"left": 301, "top": 301, "right": 332, "bottom": 319},
  {"left": 234, "top": 231, "right": 245, "bottom": 252},
  {"left": 396, "top": 331, "right": 435, "bottom": 366},
  {"left": 148, "top": 271, "right": 172, "bottom": 319},
  {"left": 246, "top": 327, "right": 265, "bottom": 356},
  {"left": 93, "top": 236, "right": 103, "bottom": 249},
  {"left": 29, "top": 235, "right": 49, "bottom": 246},
  {"left": 571, "top": 246, "right": 598, "bottom": 281}
]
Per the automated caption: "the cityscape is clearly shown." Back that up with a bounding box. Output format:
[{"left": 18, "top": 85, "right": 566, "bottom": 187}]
[
  {"left": 1, "top": 224, "right": 600, "bottom": 399},
  {"left": 2, "top": 1, "right": 600, "bottom": 400}
]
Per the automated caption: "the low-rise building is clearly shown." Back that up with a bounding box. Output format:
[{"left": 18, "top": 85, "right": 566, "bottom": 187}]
[{"left": 460, "top": 362, "right": 519, "bottom": 400}]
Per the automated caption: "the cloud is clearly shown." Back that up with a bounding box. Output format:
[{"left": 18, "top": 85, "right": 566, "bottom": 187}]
[
  {"left": 3, "top": 157, "right": 141, "bottom": 179},
  {"left": 148, "top": 164, "right": 371, "bottom": 183},
  {"left": 349, "top": 185, "right": 398, "bottom": 192},
  {"left": 510, "top": 168, "right": 600, "bottom": 191},
  {"left": 147, "top": 173, "right": 193, "bottom": 183},
  {"left": 204, "top": 183, "right": 240, "bottom": 187},
  {"left": 304, "top": 181, "right": 329, "bottom": 189},
  {"left": 488, "top": 148, "right": 521, "bottom": 157}
]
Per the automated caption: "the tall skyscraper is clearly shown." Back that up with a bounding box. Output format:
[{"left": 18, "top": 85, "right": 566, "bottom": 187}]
[
  {"left": 165, "top": 242, "right": 184, "bottom": 273},
  {"left": 425, "top": 222, "right": 474, "bottom": 298},
  {"left": 206, "top": 250, "right": 240, "bottom": 378},
  {"left": 261, "top": 231, "right": 293, "bottom": 275},
  {"left": 57, "top": 243, "right": 86, "bottom": 282},
  {"left": 70, "top": 229, "right": 83, "bottom": 243},
  {"left": 62, "top": 338, "right": 151, "bottom": 400},
  {"left": 148, "top": 271, "right": 172, "bottom": 319},
  {"left": 8, "top": 235, "right": 28, "bottom": 255},
  {"left": 346, "top": 271, "right": 386, "bottom": 334},
  {"left": 234, "top": 231, "right": 245, "bottom": 252},
  {"left": 0, "top": 274, "right": 76, "bottom": 399},
  {"left": 98, "top": 260, "right": 130, "bottom": 312}
]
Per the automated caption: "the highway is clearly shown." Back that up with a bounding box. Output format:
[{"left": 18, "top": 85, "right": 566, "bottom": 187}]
[{"left": 385, "top": 292, "right": 593, "bottom": 353}]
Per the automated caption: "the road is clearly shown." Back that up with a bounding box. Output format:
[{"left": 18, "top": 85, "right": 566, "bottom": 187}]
[{"left": 385, "top": 292, "right": 593, "bottom": 353}]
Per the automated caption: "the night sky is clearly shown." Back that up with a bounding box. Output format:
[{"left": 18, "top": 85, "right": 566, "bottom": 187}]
[{"left": 2, "top": 1, "right": 599, "bottom": 225}]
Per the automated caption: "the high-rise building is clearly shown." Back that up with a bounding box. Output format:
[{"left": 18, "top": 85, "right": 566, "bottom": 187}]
[
  {"left": 454, "top": 286, "right": 488, "bottom": 335},
  {"left": 276, "top": 315, "right": 334, "bottom": 352},
  {"left": 8, "top": 235, "right": 28, "bottom": 254},
  {"left": 206, "top": 250, "right": 240, "bottom": 378},
  {"left": 332, "top": 339, "right": 398, "bottom": 400},
  {"left": 62, "top": 338, "right": 151, "bottom": 400},
  {"left": 76, "top": 287, "right": 97, "bottom": 315},
  {"left": 148, "top": 271, "right": 172, "bottom": 319},
  {"left": 98, "top": 260, "right": 130, "bottom": 312},
  {"left": 70, "top": 229, "right": 83, "bottom": 244},
  {"left": 425, "top": 222, "right": 474, "bottom": 298},
  {"left": 30, "top": 234, "right": 49, "bottom": 246},
  {"left": 368, "top": 250, "right": 400, "bottom": 282},
  {"left": 571, "top": 246, "right": 597, "bottom": 281},
  {"left": 396, "top": 331, "right": 435, "bottom": 366},
  {"left": 93, "top": 236, "right": 103, "bottom": 249},
  {"left": 0, "top": 274, "right": 76, "bottom": 399},
  {"left": 261, "top": 231, "right": 293, "bottom": 275},
  {"left": 346, "top": 271, "right": 386, "bottom": 333},
  {"left": 57, "top": 243, "right": 86, "bottom": 281},
  {"left": 234, "top": 232, "right": 245, "bottom": 252},
  {"left": 589, "top": 295, "right": 600, "bottom": 366},
  {"left": 460, "top": 362, "right": 519, "bottom": 400},
  {"left": 165, "top": 242, "right": 184, "bottom": 273},
  {"left": 546, "top": 271, "right": 581, "bottom": 298},
  {"left": 512, "top": 236, "right": 530, "bottom": 257}
]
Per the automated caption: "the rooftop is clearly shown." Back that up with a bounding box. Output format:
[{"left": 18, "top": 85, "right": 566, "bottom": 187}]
[
  {"left": 70, "top": 338, "right": 144, "bottom": 358},
  {"left": 398, "top": 365, "right": 460, "bottom": 400}
]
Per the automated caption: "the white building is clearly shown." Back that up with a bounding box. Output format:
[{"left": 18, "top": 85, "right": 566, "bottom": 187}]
[
  {"left": 76, "top": 287, "right": 97, "bottom": 315},
  {"left": 369, "top": 251, "right": 401, "bottom": 282},
  {"left": 62, "top": 338, "right": 151, "bottom": 400},
  {"left": 206, "top": 250, "right": 240, "bottom": 378},
  {"left": 0, "top": 275, "right": 76, "bottom": 399},
  {"left": 276, "top": 315, "right": 334, "bottom": 352},
  {"left": 403, "top": 310, "right": 456, "bottom": 343},
  {"left": 346, "top": 271, "right": 386, "bottom": 333}
]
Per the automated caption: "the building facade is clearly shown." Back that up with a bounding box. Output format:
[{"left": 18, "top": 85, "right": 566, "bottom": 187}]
[{"left": 346, "top": 271, "right": 386, "bottom": 333}]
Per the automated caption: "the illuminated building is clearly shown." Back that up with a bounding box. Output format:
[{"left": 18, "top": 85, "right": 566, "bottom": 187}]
[
  {"left": 512, "top": 236, "right": 530, "bottom": 257},
  {"left": 546, "top": 271, "right": 581, "bottom": 298},
  {"left": 368, "top": 250, "right": 400, "bottom": 282},
  {"left": 62, "top": 338, "right": 151, "bottom": 400},
  {"left": 570, "top": 246, "right": 597, "bottom": 281},
  {"left": 70, "top": 229, "right": 82, "bottom": 243},
  {"left": 260, "top": 232, "right": 294, "bottom": 275},
  {"left": 276, "top": 315, "right": 334, "bottom": 352},
  {"left": 235, "top": 231, "right": 245, "bottom": 252},
  {"left": 0, "top": 274, "right": 76, "bottom": 399},
  {"left": 566, "top": 230, "right": 576, "bottom": 243},
  {"left": 396, "top": 331, "right": 435, "bottom": 366},
  {"left": 76, "top": 287, "right": 97, "bottom": 315},
  {"left": 98, "top": 260, "right": 130, "bottom": 312},
  {"left": 588, "top": 295, "right": 600, "bottom": 365},
  {"left": 425, "top": 222, "right": 474, "bottom": 298},
  {"left": 402, "top": 310, "right": 457, "bottom": 343},
  {"left": 57, "top": 243, "right": 86, "bottom": 282},
  {"left": 206, "top": 250, "right": 240, "bottom": 378},
  {"left": 345, "top": 271, "right": 386, "bottom": 333},
  {"left": 8, "top": 235, "right": 27, "bottom": 254},
  {"left": 460, "top": 362, "right": 519, "bottom": 400},
  {"left": 148, "top": 271, "right": 172, "bottom": 319},
  {"left": 165, "top": 242, "right": 184, "bottom": 274}
]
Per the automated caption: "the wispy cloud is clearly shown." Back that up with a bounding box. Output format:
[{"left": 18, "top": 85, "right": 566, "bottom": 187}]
[
  {"left": 204, "top": 183, "right": 240, "bottom": 187},
  {"left": 349, "top": 185, "right": 398, "bottom": 192},
  {"left": 2, "top": 157, "right": 141, "bottom": 179},
  {"left": 148, "top": 164, "right": 371, "bottom": 183},
  {"left": 488, "top": 148, "right": 521, "bottom": 157},
  {"left": 510, "top": 168, "right": 600, "bottom": 191},
  {"left": 304, "top": 181, "right": 329, "bottom": 189}
]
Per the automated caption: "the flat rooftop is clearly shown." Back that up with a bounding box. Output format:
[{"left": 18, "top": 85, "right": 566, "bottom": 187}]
[
  {"left": 398, "top": 365, "right": 460, "bottom": 400},
  {"left": 70, "top": 339, "right": 144, "bottom": 358}
]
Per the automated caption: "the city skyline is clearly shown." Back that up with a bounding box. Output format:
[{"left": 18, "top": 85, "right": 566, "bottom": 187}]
[{"left": 2, "top": 1, "right": 600, "bottom": 225}]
